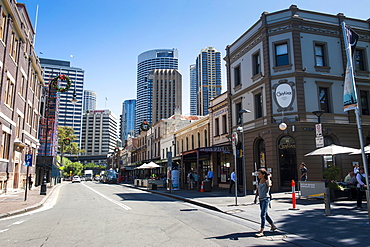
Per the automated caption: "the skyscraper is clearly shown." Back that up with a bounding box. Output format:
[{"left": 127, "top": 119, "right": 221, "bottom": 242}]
[
  {"left": 136, "top": 49, "right": 178, "bottom": 134},
  {"left": 81, "top": 110, "right": 118, "bottom": 158},
  {"left": 39, "top": 58, "right": 84, "bottom": 144},
  {"left": 83, "top": 90, "right": 97, "bottom": 112},
  {"left": 149, "top": 69, "right": 182, "bottom": 124},
  {"left": 189, "top": 64, "right": 197, "bottom": 115},
  {"left": 120, "top": 99, "right": 136, "bottom": 145},
  {"left": 195, "top": 47, "right": 222, "bottom": 116}
]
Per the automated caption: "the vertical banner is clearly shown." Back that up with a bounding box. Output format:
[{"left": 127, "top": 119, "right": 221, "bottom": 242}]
[{"left": 342, "top": 22, "right": 359, "bottom": 112}]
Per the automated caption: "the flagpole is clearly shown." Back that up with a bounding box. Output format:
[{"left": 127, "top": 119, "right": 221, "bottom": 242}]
[{"left": 342, "top": 22, "right": 370, "bottom": 222}]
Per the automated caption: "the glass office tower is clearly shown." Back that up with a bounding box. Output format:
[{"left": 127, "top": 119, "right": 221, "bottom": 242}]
[{"left": 135, "top": 49, "right": 178, "bottom": 134}]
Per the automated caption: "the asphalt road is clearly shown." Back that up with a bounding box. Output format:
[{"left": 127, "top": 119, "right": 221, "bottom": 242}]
[{"left": 0, "top": 182, "right": 293, "bottom": 246}]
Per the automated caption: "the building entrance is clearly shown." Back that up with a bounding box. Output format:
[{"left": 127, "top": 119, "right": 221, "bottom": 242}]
[{"left": 278, "top": 136, "right": 297, "bottom": 189}]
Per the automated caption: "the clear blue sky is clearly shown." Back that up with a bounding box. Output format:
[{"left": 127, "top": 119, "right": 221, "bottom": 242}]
[{"left": 19, "top": 0, "right": 369, "bottom": 117}]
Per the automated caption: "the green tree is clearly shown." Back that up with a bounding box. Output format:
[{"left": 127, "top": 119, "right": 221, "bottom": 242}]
[{"left": 58, "top": 126, "right": 84, "bottom": 155}]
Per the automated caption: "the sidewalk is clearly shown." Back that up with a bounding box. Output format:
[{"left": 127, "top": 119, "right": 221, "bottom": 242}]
[
  {"left": 1, "top": 182, "right": 369, "bottom": 246},
  {"left": 0, "top": 185, "right": 55, "bottom": 219}
]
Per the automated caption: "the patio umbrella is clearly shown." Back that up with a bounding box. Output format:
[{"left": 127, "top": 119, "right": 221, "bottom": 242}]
[
  {"left": 136, "top": 163, "right": 149, "bottom": 169},
  {"left": 349, "top": 145, "right": 370, "bottom": 155},
  {"left": 305, "top": 144, "right": 359, "bottom": 156},
  {"left": 145, "top": 161, "right": 162, "bottom": 169}
]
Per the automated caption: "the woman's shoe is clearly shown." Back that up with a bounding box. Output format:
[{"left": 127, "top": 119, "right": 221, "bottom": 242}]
[
  {"left": 255, "top": 232, "right": 264, "bottom": 237},
  {"left": 269, "top": 226, "right": 277, "bottom": 232}
]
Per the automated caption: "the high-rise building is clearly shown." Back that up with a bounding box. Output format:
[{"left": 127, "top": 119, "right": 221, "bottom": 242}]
[
  {"left": 149, "top": 69, "right": 182, "bottom": 124},
  {"left": 39, "top": 58, "right": 84, "bottom": 144},
  {"left": 81, "top": 110, "right": 118, "bottom": 160},
  {"left": 189, "top": 64, "right": 197, "bottom": 115},
  {"left": 136, "top": 49, "right": 178, "bottom": 134},
  {"left": 83, "top": 90, "right": 97, "bottom": 112},
  {"left": 120, "top": 99, "right": 136, "bottom": 145},
  {"left": 195, "top": 47, "right": 222, "bottom": 116}
]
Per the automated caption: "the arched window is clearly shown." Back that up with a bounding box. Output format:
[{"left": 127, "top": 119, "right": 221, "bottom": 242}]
[
  {"left": 186, "top": 137, "right": 189, "bottom": 150},
  {"left": 191, "top": 135, "right": 194, "bottom": 149}
]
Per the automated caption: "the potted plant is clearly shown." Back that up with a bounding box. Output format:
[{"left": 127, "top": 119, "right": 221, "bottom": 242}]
[{"left": 323, "top": 166, "right": 347, "bottom": 200}]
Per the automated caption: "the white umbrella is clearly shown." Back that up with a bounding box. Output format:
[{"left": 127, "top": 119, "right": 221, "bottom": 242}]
[
  {"left": 350, "top": 145, "right": 370, "bottom": 155},
  {"left": 305, "top": 144, "right": 359, "bottom": 156},
  {"left": 145, "top": 161, "right": 162, "bottom": 169},
  {"left": 136, "top": 163, "right": 149, "bottom": 169}
]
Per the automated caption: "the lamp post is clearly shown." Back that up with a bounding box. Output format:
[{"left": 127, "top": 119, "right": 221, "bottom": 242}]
[
  {"left": 312, "top": 110, "right": 325, "bottom": 124},
  {"left": 239, "top": 109, "right": 251, "bottom": 196}
]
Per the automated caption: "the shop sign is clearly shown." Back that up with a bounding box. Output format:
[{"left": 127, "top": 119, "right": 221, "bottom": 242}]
[
  {"left": 199, "top": 146, "right": 231, "bottom": 153},
  {"left": 272, "top": 80, "right": 295, "bottom": 111},
  {"left": 276, "top": 83, "right": 293, "bottom": 108}
]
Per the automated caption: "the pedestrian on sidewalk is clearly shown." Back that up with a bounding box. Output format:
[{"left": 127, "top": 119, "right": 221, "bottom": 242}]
[
  {"left": 356, "top": 167, "right": 367, "bottom": 209},
  {"left": 207, "top": 170, "right": 213, "bottom": 187},
  {"left": 28, "top": 175, "right": 33, "bottom": 190},
  {"left": 254, "top": 168, "right": 277, "bottom": 237},
  {"left": 229, "top": 169, "right": 241, "bottom": 193},
  {"left": 193, "top": 172, "right": 199, "bottom": 190},
  {"left": 300, "top": 162, "right": 307, "bottom": 181},
  {"left": 188, "top": 170, "right": 194, "bottom": 189}
]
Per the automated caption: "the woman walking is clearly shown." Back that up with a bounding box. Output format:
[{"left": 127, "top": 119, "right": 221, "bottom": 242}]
[{"left": 254, "top": 168, "right": 277, "bottom": 237}]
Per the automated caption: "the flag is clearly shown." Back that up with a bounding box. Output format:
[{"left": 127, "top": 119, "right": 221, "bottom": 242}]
[{"left": 342, "top": 22, "right": 359, "bottom": 112}]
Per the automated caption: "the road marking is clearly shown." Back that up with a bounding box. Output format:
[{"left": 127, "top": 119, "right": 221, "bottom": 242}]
[
  {"left": 0, "top": 229, "right": 9, "bottom": 233},
  {"left": 12, "top": 220, "right": 25, "bottom": 225},
  {"left": 81, "top": 183, "right": 131, "bottom": 210}
]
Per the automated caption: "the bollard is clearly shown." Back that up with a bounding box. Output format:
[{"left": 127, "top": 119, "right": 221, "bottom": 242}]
[
  {"left": 324, "top": 187, "right": 331, "bottom": 216},
  {"left": 289, "top": 180, "right": 299, "bottom": 210}
]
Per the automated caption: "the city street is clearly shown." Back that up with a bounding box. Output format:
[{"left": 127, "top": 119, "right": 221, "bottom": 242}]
[{"left": 0, "top": 182, "right": 290, "bottom": 247}]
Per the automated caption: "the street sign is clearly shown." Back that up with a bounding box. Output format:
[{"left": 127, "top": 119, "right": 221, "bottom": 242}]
[
  {"left": 315, "top": 124, "right": 322, "bottom": 137},
  {"left": 24, "top": 154, "right": 33, "bottom": 167},
  {"left": 316, "top": 136, "right": 324, "bottom": 148}
]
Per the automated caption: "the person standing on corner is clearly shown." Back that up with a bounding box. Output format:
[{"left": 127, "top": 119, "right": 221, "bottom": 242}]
[
  {"left": 254, "top": 168, "right": 277, "bottom": 237},
  {"left": 229, "top": 169, "right": 241, "bottom": 193},
  {"left": 207, "top": 170, "right": 214, "bottom": 187},
  {"left": 300, "top": 162, "right": 308, "bottom": 181},
  {"left": 356, "top": 167, "right": 367, "bottom": 209}
]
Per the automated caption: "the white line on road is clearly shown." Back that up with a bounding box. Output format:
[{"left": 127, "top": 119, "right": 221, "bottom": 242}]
[
  {"left": 12, "top": 220, "right": 25, "bottom": 225},
  {"left": 81, "top": 183, "right": 131, "bottom": 210},
  {"left": 0, "top": 229, "right": 9, "bottom": 233}
]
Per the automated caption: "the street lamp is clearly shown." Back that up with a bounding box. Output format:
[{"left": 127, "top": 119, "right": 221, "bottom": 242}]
[
  {"left": 312, "top": 110, "right": 325, "bottom": 124},
  {"left": 239, "top": 109, "right": 251, "bottom": 196}
]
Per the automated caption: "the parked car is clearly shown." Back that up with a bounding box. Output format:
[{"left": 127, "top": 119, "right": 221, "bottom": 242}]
[{"left": 72, "top": 176, "right": 81, "bottom": 183}]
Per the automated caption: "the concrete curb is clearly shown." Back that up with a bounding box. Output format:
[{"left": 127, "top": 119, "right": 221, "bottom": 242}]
[{"left": 0, "top": 185, "right": 58, "bottom": 220}]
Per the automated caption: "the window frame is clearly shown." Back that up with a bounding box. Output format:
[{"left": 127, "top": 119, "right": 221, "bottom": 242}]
[
  {"left": 234, "top": 64, "right": 241, "bottom": 87},
  {"left": 254, "top": 92, "right": 263, "bottom": 119},
  {"left": 252, "top": 51, "right": 261, "bottom": 76},
  {"left": 360, "top": 90, "right": 370, "bottom": 115},
  {"left": 314, "top": 43, "right": 327, "bottom": 67},
  {"left": 355, "top": 49, "right": 366, "bottom": 71},
  {"left": 318, "top": 86, "right": 331, "bottom": 113},
  {"left": 274, "top": 42, "right": 289, "bottom": 67}
]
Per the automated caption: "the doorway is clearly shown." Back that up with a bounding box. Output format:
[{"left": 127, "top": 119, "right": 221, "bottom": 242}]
[
  {"left": 278, "top": 136, "right": 297, "bottom": 189},
  {"left": 13, "top": 163, "right": 19, "bottom": 189}
]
